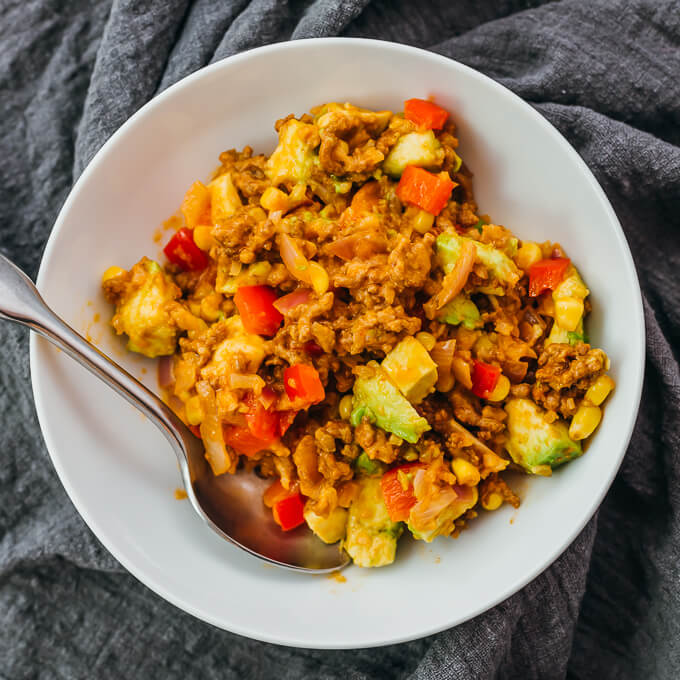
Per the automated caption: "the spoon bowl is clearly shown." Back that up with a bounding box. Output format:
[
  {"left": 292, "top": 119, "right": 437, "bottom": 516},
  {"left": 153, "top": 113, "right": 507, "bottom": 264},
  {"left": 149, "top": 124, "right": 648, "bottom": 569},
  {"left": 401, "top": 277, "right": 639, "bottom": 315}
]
[{"left": 0, "top": 251, "right": 348, "bottom": 573}]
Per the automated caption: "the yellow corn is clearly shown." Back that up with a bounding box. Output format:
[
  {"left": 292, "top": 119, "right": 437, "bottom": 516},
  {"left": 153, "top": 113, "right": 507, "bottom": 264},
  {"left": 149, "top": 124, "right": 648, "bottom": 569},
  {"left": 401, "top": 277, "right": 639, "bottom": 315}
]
[
  {"left": 487, "top": 374, "right": 510, "bottom": 402},
  {"left": 569, "top": 404, "right": 602, "bottom": 440},
  {"left": 200, "top": 294, "right": 222, "bottom": 322},
  {"left": 309, "top": 262, "right": 329, "bottom": 295},
  {"left": 403, "top": 447, "right": 419, "bottom": 462},
  {"left": 451, "top": 458, "right": 480, "bottom": 486},
  {"left": 555, "top": 296, "right": 584, "bottom": 332},
  {"left": 260, "top": 186, "right": 289, "bottom": 212},
  {"left": 185, "top": 395, "right": 204, "bottom": 426},
  {"left": 585, "top": 375, "right": 615, "bottom": 406},
  {"left": 452, "top": 357, "right": 472, "bottom": 390},
  {"left": 515, "top": 242, "right": 543, "bottom": 271},
  {"left": 339, "top": 394, "right": 354, "bottom": 420},
  {"left": 193, "top": 225, "right": 215, "bottom": 251},
  {"left": 101, "top": 266, "right": 126, "bottom": 284},
  {"left": 412, "top": 209, "right": 435, "bottom": 234},
  {"left": 482, "top": 493, "right": 503, "bottom": 511},
  {"left": 436, "top": 372, "right": 455, "bottom": 393},
  {"left": 415, "top": 332, "right": 436, "bottom": 351}
]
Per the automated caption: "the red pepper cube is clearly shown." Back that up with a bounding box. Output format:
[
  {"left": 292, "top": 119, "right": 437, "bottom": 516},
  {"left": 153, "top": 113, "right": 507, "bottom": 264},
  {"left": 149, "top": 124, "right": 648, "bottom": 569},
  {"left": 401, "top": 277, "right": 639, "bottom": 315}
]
[
  {"left": 404, "top": 98, "right": 449, "bottom": 130},
  {"left": 283, "top": 364, "right": 325, "bottom": 405},
  {"left": 381, "top": 463, "right": 425, "bottom": 522},
  {"left": 272, "top": 492, "right": 305, "bottom": 531},
  {"left": 528, "top": 258, "right": 571, "bottom": 297},
  {"left": 245, "top": 398, "right": 280, "bottom": 442},
  {"left": 223, "top": 425, "right": 276, "bottom": 457},
  {"left": 471, "top": 360, "right": 501, "bottom": 399},
  {"left": 163, "top": 228, "right": 209, "bottom": 271},
  {"left": 396, "top": 166, "right": 456, "bottom": 216},
  {"left": 234, "top": 285, "right": 284, "bottom": 336}
]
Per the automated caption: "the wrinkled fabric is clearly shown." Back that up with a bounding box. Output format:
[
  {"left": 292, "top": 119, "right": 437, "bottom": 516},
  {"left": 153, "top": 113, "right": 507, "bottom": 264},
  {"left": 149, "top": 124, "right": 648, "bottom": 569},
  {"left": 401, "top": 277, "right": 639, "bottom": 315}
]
[{"left": 1, "top": 1, "right": 679, "bottom": 677}]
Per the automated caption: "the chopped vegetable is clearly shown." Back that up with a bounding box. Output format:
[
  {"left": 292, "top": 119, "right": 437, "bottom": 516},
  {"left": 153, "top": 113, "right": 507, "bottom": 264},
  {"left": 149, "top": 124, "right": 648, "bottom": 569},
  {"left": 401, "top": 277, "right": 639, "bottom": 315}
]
[
  {"left": 223, "top": 425, "right": 276, "bottom": 457},
  {"left": 180, "top": 181, "right": 210, "bottom": 228},
  {"left": 381, "top": 463, "right": 424, "bottom": 522},
  {"left": 404, "top": 98, "right": 449, "bottom": 130},
  {"left": 283, "top": 364, "right": 325, "bottom": 405},
  {"left": 471, "top": 360, "right": 501, "bottom": 399},
  {"left": 354, "top": 452, "right": 386, "bottom": 477},
  {"left": 381, "top": 336, "right": 438, "bottom": 404},
  {"left": 272, "top": 492, "right": 305, "bottom": 531},
  {"left": 234, "top": 285, "right": 283, "bottom": 336},
  {"left": 528, "top": 257, "right": 571, "bottom": 297},
  {"left": 245, "top": 397, "right": 280, "bottom": 441},
  {"left": 396, "top": 166, "right": 456, "bottom": 216},
  {"left": 163, "top": 228, "right": 209, "bottom": 271},
  {"left": 272, "top": 288, "right": 313, "bottom": 315},
  {"left": 383, "top": 131, "right": 444, "bottom": 178}
]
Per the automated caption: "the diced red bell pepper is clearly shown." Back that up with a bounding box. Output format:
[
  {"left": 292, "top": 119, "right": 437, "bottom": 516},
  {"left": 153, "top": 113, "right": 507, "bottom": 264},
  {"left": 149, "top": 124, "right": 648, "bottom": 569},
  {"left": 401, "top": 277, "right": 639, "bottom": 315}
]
[
  {"left": 283, "top": 364, "right": 325, "bottom": 405},
  {"left": 223, "top": 425, "right": 275, "bottom": 457},
  {"left": 245, "top": 399, "right": 280, "bottom": 442},
  {"left": 471, "top": 360, "right": 501, "bottom": 399},
  {"left": 272, "top": 492, "right": 305, "bottom": 531},
  {"left": 396, "top": 166, "right": 456, "bottom": 216},
  {"left": 234, "top": 285, "right": 284, "bottom": 336},
  {"left": 163, "top": 228, "right": 209, "bottom": 271},
  {"left": 528, "top": 257, "right": 571, "bottom": 297},
  {"left": 381, "top": 463, "right": 425, "bottom": 522},
  {"left": 404, "top": 98, "right": 449, "bottom": 130}
]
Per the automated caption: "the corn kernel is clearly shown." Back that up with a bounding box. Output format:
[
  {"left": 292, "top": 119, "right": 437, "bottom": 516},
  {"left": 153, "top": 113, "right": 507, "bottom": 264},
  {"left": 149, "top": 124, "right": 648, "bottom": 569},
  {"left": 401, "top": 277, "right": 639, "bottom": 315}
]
[
  {"left": 515, "top": 242, "right": 543, "bottom": 271},
  {"left": 260, "top": 186, "right": 289, "bottom": 212},
  {"left": 554, "top": 296, "right": 584, "bottom": 332},
  {"left": 487, "top": 374, "right": 510, "bottom": 402},
  {"left": 586, "top": 375, "right": 615, "bottom": 406},
  {"left": 452, "top": 357, "right": 472, "bottom": 390},
  {"left": 309, "top": 262, "right": 329, "bottom": 295},
  {"left": 185, "top": 395, "right": 204, "bottom": 426},
  {"left": 403, "top": 447, "right": 419, "bottom": 462},
  {"left": 200, "top": 294, "right": 222, "bottom": 322},
  {"left": 451, "top": 458, "right": 480, "bottom": 486},
  {"left": 193, "top": 225, "right": 215, "bottom": 251},
  {"left": 101, "top": 266, "right": 126, "bottom": 284},
  {"left": 413, "top": 209, "right": 435, "bottom": 234},
  {"left": 569, "top": 404, "right": 602, "bottom": 440},
  {"left": 339, "top": 395, "right": 354, "bottom": 421},
  {"left": 482, "top": 493, "right": 503, "bottom": 511},
  {"left": 415, "top": 332, "right": 436, "bottom": 351},
  {"left": 436, "top": 372, "right": 455, "bottom": 393}
]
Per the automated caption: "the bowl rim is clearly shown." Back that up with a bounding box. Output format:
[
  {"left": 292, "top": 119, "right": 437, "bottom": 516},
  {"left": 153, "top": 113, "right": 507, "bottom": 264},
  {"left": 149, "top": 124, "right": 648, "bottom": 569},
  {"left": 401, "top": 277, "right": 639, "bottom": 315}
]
[{"left": 30, "top": 36, "right": 645, "bottom": 648}]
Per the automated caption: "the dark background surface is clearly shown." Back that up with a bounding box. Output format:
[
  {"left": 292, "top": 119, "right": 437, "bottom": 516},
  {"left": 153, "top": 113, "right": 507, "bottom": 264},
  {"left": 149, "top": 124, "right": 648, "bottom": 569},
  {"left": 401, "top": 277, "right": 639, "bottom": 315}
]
[{"left": 1, "top": 1, "right": 679, "bottom": 678}]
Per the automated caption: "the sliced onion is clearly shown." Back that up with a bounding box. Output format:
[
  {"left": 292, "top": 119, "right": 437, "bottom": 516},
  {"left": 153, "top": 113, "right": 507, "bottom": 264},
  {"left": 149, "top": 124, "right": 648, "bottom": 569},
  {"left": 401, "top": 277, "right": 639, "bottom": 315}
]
[
  {"left": 158, "top": 356, "right": 175, "bottom": 389},
  {"left": 279, "top": 233, "right": 311, "bottom": 284},
  {"left": 431, "top": 340, "right": 456, "bottom": 375},
  {"left": 273, "top": 288, "right": 313, "bottom": 314},
  {"left": 324, "top": 231, "right": 387, "bottom": 261},
  {"left": 434, "top": 240, "right": 476, "bottom": 309}
]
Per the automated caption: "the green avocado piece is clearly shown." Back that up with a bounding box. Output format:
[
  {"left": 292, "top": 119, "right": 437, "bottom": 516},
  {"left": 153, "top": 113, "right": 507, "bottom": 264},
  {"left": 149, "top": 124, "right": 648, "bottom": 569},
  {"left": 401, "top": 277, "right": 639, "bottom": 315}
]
[
  {"left": 436, "top": 231, "right": 521, "bottom": 291},
  {"left": 111, "top": 258, "right": 180, "bottom": 358},
  {"left": 343, "top": 477, "right": 402, "bottom": 567},
  {"left": 383, "top": 131, "right": 444, "bottom": 178},
  {"left": 354, "top": 452, "right": 387, "bottom": 477},
  {"left": 381, "top": 336, "right": 438, "bottom": 404},
  {"left": 265, "top": 118, "right": 319, "bottom": 186},
  {"left": 351, "top": 361, "right": 431, "bottom": 444},
  {"left": 437, "top": 293, "right": 482, "bottom": 329},
  {"left": 504, "top": 398, "right": 583, "bottom": 475}
]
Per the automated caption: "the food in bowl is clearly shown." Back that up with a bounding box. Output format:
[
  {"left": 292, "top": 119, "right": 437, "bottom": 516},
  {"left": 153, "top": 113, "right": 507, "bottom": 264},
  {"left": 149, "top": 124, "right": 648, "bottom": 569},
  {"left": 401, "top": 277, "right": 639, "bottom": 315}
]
[{"left": 100, "top": 99, "right": 614, "bottom": 568}]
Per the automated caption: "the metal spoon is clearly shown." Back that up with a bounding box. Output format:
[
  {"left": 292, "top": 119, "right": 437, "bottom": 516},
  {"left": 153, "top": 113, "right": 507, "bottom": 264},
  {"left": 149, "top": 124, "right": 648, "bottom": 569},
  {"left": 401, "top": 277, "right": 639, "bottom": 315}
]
[{"left": 0, "top": 253, "right": 349, "bottom": 572}]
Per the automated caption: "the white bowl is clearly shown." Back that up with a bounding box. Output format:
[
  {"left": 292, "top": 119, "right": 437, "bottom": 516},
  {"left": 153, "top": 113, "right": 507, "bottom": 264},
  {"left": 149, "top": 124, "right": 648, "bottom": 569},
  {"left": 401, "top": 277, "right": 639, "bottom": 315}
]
[{"left": 30, "top": 38, "right": 644, "bottom": 648}]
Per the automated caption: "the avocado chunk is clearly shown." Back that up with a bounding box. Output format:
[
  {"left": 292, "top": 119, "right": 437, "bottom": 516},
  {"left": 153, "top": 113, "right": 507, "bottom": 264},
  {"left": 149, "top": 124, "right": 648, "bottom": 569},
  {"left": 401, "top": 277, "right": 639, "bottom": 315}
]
[
  {"left": 344, "top": 477, "right": 402, "bottom": 567},
  {"left": 381, "top": 336, "right": 438, "bottom": 404},
  {"left": 354, "top": 451, "right": 387, "bottom": 477},
  {"left": 107, "top": 258, "right": 181, "bottom": 358},
  {"left": 546, "top": 265, "right": 590, "bottom": 345},
  {"left": 265, "top": 118, "right": 320, "bottom": 186},
  {"left": 437, "top": 293, "right": 482, "bottom": 329},
  {"left": 382, "top": 130, "right": 444, "bottom": 178},
  {"left": 436, "top": 232, "right": 521, "bottom": 292},
  {"left": 504, "top": 398, "right": 583, "bottom": 475},
  {"left": 351, "top": 361, "right": 431, "bottom": 443},
  {"left": 303, "top": 505, "right": 348, "bottom": 544},
  {"left": 407, "top": 484, "right": 478, "bottom": 543}
]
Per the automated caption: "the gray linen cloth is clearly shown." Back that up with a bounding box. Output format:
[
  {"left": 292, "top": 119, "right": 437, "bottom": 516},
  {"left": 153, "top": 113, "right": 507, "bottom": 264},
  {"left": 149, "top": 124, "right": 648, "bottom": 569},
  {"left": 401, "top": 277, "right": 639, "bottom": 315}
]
[{"left": 1, "top": 1, "right": 678, "bottom": 677}]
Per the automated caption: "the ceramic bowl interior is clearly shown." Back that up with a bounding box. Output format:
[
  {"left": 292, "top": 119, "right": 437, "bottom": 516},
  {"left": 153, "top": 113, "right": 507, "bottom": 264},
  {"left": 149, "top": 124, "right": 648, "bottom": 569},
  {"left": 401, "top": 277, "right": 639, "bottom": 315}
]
[{"left": 31, "top": 38, "right": 644, "bottom": 648}]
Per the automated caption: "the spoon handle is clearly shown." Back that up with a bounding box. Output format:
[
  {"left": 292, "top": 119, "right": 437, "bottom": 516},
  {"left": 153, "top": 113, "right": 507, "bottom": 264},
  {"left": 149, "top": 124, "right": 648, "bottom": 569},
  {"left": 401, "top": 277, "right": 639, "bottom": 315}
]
[{"left": 0, "top": 252, "right": 191, "bottom": 465}]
